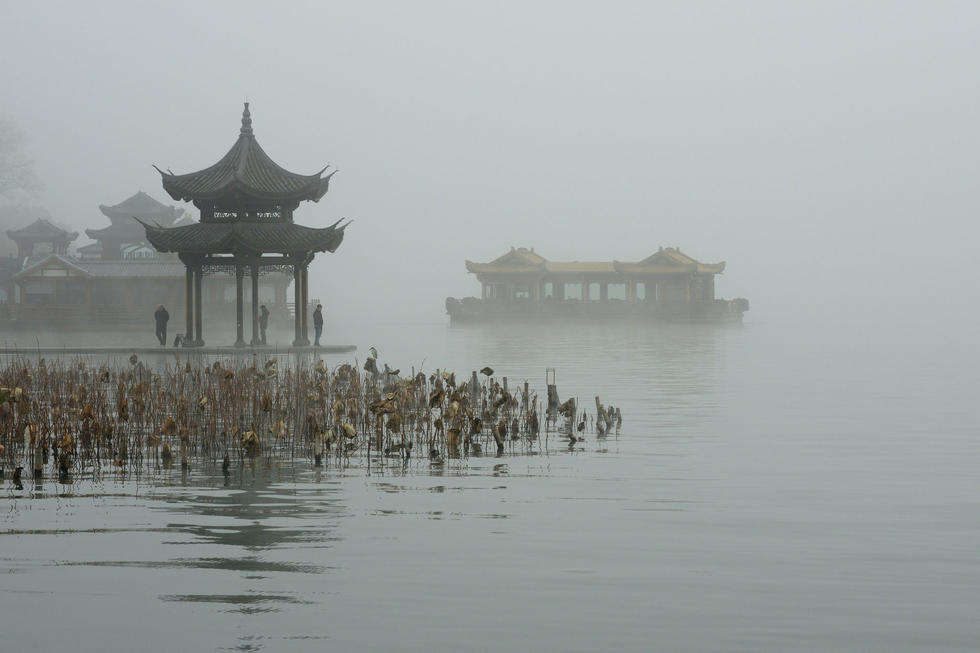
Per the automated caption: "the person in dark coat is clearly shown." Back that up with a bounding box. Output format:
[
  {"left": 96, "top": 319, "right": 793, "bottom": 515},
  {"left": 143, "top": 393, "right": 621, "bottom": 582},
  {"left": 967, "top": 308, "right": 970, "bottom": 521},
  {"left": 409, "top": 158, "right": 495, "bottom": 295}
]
[
  {"left": 154, "top": 305, "right": 170, "bottom": 346},
  {"left": 312, "top": 304, "right": 323, "bottom": 346},
  {"left": 259, "top": 304, "right": 270, "bottom": 345}
]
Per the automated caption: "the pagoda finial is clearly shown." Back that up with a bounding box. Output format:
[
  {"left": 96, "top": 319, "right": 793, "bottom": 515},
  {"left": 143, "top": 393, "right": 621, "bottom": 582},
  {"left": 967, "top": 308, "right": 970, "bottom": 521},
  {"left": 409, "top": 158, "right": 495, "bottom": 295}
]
[{"left": 240, "top": 102, "right": 253, "bottom": 136}]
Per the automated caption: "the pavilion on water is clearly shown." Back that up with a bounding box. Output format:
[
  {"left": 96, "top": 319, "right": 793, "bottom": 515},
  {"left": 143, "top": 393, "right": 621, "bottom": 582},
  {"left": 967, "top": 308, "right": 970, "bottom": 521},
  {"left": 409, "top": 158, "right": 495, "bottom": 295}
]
[
  {"left": 141, "top": 103, "right": 347, "bottom": 347},
  {"left": 445, "top": 246, "right": 748, "bottom": 322}
]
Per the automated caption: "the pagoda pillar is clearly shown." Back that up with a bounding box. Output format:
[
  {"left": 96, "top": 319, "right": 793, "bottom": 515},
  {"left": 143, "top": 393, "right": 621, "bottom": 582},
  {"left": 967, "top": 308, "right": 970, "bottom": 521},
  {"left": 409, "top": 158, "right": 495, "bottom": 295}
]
[
  {"left": 234, "top": 265, "right": 245, "bottom": 347},
  {"left": 193, "top": 266, "right": 204, "bottom": 346},
  {"left": 292, "top": 262, "right": 303, "bottom": 346},
  {"left": 250, "top": 264, "right": 260, "bottom": 345},
  {"left": 185, "top": 267, "right": 193, "bottom": 343},
  {"left": 301, "top": 265, "right": 310, "bottom": 344}
]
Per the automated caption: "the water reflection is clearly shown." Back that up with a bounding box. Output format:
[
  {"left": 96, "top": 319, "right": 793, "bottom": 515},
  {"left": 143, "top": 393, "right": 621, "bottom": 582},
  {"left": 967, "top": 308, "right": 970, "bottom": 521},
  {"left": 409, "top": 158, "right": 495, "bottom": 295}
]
[{"left": 0, "top": 322, "right": 732, "bottom": 652}]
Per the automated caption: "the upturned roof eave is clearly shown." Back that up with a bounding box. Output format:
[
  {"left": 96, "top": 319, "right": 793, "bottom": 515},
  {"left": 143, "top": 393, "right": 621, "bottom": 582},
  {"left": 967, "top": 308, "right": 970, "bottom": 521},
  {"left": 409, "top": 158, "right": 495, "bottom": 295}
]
[
  {"left": 160, "top": 175, "right": 327, "bottom": 204},
  {"left": 140, "top": 220, "right": 346, "bottom": 256}
]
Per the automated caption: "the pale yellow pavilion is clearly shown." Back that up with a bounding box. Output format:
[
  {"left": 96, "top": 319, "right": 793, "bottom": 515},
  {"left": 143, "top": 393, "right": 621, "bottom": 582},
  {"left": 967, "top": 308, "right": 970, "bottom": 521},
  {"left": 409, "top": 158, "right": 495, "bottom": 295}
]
[{"left": 465, "top": 246, "right": 726, "bottom": 305}]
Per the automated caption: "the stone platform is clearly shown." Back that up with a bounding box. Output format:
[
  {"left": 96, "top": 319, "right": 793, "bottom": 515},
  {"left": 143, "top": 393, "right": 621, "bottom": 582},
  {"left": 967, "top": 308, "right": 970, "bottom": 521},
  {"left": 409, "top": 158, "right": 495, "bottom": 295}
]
[{"left": 0, "top": 344, "right": 356, "bottom": 356}]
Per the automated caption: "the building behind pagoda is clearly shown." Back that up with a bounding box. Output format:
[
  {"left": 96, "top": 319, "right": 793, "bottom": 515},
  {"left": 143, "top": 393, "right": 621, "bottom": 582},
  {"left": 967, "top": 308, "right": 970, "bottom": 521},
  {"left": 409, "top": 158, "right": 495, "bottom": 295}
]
[{"left": 0, "top": 192, "right": 296, "bottom": 334}]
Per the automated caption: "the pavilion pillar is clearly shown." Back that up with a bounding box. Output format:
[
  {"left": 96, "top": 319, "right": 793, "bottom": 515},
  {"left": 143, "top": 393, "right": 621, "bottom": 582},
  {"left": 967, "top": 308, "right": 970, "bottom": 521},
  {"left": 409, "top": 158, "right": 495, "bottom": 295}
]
[
  {"left": 600, "top": 283, "right": 608, "bottom": 302},
  {"left": 250, "top": 264, "right": 260, "bottom": 345},
  {"left": 274, "top": 279, "right": 286, "bottom": 309},
  {"left": 234, "top": 265, "right": 245, "bottom": 347},
  {"left": 301, "top": 265, "right": 310, "bottom": 344},
  {"left": 184, "top": 267, "right": 194, "bottom": 344},
  {"left": 292, "top": 262, "right": 303, "bottom": 346},
  {"left": 193, "top": 266, "right": 203, "bottom": 346}
]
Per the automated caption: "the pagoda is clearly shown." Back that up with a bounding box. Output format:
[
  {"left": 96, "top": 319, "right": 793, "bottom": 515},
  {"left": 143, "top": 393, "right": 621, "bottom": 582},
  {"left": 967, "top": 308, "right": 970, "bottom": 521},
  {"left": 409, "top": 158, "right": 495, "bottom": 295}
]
[
  {"left": 85, "top": 191, "right": 183, "bottom": 260},
  {"left": 141, "top": 103, "right": 346, "bottom": 347},
  {"left": 6, "top": 219, "right": 78, "bottom": 259}
]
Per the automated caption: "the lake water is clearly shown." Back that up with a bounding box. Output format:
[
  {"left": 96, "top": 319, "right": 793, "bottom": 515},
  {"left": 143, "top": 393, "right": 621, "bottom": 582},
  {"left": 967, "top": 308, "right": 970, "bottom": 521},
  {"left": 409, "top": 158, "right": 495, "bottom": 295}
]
[{"left": 2, "top": 317, "right": 978, "bottom": 652}]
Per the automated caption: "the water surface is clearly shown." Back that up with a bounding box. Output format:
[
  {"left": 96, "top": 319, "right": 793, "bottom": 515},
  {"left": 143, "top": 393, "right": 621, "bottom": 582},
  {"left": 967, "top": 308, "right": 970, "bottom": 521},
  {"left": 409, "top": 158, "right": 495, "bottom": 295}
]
[{"left": 2, "top": 318, "right": 977, "bottom": 652}]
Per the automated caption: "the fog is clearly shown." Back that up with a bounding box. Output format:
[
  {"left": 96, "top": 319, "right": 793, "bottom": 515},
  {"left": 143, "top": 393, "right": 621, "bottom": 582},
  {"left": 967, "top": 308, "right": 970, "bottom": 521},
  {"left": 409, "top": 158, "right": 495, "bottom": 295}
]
[{"left": 1, "top": 0, "right": 978, "bottom": 326}]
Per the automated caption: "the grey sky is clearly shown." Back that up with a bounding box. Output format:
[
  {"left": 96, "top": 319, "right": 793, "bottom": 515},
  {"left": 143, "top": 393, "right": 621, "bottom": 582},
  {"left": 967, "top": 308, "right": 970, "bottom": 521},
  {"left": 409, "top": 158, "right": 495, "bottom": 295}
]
[{"left": 2, "top": 0, "right": 978, "bottom": 323}]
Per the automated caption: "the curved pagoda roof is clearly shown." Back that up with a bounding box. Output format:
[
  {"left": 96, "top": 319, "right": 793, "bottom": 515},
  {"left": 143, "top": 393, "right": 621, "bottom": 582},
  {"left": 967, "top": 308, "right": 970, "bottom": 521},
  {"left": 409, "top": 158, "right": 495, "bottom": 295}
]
[
  {"left": 155, "top": 103, "right": 334, "bottom": 204},
  {"left": 85, "top": 222, "right": 149, "bottom": 242},
  {"left": 99, "top": 191, "right": 181, "bottom": 225},
  {"left": 466, "top": 246, "right": 725, "bottom": 276},
  {"left": 6, "top": 219, "right": 78, "bottom": 243},
  {"left": 139, "top": 219, "right": 347, "bottom": 256}
]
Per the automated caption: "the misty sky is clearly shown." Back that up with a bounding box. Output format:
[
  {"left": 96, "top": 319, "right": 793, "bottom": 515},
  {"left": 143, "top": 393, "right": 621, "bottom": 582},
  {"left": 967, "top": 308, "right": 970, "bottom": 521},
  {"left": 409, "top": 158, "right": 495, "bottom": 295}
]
[{"left": 1, "top": 1, "right": 978, "bottom": 324}]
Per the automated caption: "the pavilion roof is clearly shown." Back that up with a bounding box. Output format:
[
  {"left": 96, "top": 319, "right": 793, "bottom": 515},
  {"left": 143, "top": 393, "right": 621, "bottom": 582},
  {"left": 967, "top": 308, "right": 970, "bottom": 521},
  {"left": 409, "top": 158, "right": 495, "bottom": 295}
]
[
  {"left": 14, "top": 254, "right": 90, "bottom": 279},
  {"left": 615, "top": 248, "right": 725, "bottom": 275},
  {"left": 155, "top": 103, "right": 334, "bottom": 204},
  {"left": 85, "top": 222, "right": 150, "bottom": 242},
  {"left": 466, "top": 246, "right": 725, "bottom": 276},
  {"left": 13, "top": 254, "right": 189, "bottom": 279},
  {"left": 6, "top": 219, "right": 78, "bottom": 243},
  {"left": 139, "top": 219, "right": 347, "bottom": 255},
  {"left": 99, "top": 191, "right": 181, "bottom": 224}
]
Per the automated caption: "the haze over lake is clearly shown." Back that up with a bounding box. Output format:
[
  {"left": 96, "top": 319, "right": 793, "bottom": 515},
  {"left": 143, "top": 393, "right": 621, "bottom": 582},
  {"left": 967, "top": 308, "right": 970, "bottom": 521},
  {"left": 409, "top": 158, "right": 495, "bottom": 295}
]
[{"left": 2, "top": 1, "right": 979, "bottom": 651}]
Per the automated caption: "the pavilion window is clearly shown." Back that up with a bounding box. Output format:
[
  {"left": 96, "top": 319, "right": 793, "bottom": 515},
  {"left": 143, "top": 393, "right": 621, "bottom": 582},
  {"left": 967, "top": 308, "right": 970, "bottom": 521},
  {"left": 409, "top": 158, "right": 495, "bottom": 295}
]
[
  {"left": 607, "top": 283, "right": 626, "bottom": 300},
  {"left": 486, "top": 283, "right": 504, "bottom": 299},
  {"left": 635, "top": 282, "right": 646, "bottom": 301},
  {"left": 564, "top": 283, "right": 583, "bottom": 300},
  {"left": 587, "top": 282, "right": 600, "bottom": 301},
  {"left": 513, "top": 283, "right": 531, "bottom": 300},
  {"left": 543, "top": 282, "right": 555, "bottom": 300}
]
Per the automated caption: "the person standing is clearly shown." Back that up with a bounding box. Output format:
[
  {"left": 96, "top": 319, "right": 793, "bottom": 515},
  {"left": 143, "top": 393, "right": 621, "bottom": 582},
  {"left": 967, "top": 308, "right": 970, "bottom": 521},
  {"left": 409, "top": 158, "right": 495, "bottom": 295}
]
[
  {"left": 259, "top": 304, "right": 270, "bottom": 345},
  {"left": 154, "top": 304, "right": 170, "bottom": 346},
  {"left": 312, "top": 304, "right": 323, "bottom": 346}
]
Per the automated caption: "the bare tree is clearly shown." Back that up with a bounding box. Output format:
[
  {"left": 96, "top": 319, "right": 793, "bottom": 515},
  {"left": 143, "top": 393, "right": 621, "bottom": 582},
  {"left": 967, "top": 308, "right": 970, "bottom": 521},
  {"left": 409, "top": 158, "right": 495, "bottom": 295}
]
[{"left": 0, "top": 116, "right": 43, "bottom": 199}]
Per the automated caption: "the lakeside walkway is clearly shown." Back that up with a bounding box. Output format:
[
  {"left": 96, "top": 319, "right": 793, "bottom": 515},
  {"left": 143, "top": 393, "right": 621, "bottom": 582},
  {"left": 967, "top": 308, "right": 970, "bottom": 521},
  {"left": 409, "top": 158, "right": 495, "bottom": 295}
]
[{"left": 0, "top": 344, "right": 356, "bottom": 356}]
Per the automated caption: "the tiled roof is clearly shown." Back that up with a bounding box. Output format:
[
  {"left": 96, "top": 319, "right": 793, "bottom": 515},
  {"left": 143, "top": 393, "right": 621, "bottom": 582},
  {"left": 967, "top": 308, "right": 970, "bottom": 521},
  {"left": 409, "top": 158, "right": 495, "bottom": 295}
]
[
  {"left": 99, "top": 191, "right": 181, "bottom": 224},
  {"left": 467, "top": 246, "right": 725, "bottom": 276},
  {"left": 156, "top": 104, "right": 333, "bottom": 203},
  {"left": 141, "top": 219, "right": 347, "bottom": 255},
  {"left": 14, "top": 254, "right": 90, "bottom": 279},
  {"left": 13, "top": 254, "right": 189, "bottom": 279},
  {"left": 85, "top": 222, "right": 150, "bottom": 241},
  {"left": 6, "top": 219, "right": 79, "bottom": 242},
  {"left": 544, "top": 262, "right": 618, "bottom": 274}
]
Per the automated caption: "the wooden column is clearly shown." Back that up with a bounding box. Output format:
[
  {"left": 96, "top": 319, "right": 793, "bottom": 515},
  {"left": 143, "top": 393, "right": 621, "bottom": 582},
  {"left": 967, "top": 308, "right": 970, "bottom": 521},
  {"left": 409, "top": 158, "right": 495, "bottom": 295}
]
[
  {"left": 250, "top": 264, "right": 260, "bottom": 345},
  {"left": 185, "top": 267, "right": 194, "bottom": 344},
  {"left": 193, "top": 267, "right": 203, "bottom": 345},
  {"left": 274, "top": 278, "right": 286, "bottom": 309},
  {"left": 234, "top": 265, "right": 245, "bottom": 347},
  {"left": 300, "top": 264, "right": 310, "bottom": 345},
  {"left": 292, "top": 262, "right": 302, "bottom": 346}
]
